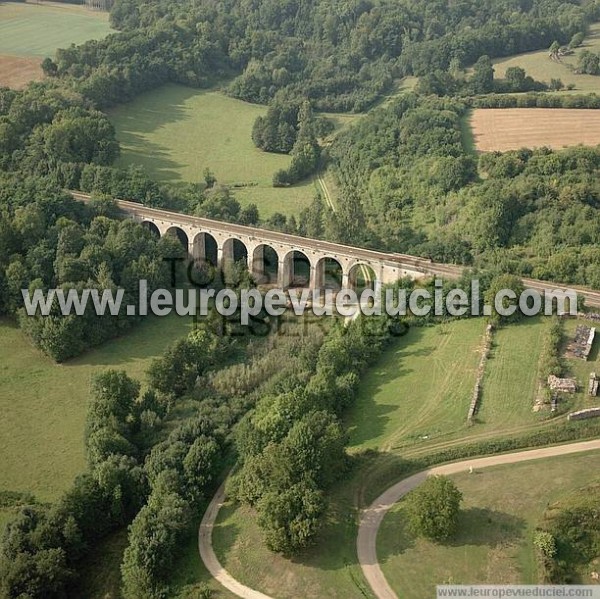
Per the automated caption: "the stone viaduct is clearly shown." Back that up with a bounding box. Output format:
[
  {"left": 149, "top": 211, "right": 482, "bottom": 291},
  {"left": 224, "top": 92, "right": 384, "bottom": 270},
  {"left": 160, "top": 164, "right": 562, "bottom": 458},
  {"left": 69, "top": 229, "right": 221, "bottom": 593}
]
[
  {"left": 71, "top": 192, "right": 600, "bottom": 309},
  {"left": 71, "top": 192, "right": 445, "bottom": 291}
]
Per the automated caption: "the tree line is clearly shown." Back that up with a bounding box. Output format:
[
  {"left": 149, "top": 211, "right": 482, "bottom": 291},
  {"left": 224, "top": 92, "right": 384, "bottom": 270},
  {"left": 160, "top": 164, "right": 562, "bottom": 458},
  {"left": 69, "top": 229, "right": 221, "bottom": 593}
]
[
  {"left": 38, "top": 0, "right": 599, "bottom": 112},
  {"left": 0, "top": 288, "right": 236, "bottom": 599},
  {"left": 322, "top": 93, "right": 600, "bottom": 288}
]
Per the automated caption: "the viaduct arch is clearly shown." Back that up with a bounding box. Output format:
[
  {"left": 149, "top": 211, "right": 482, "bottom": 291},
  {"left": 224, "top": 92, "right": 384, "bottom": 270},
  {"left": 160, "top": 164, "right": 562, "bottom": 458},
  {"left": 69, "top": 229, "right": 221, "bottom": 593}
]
[
  {"left": 70, "top": 192, "right": 451, "bottom": 292},
  {"left": 69, "top": 191, "right": 600, "bottom": 309}
]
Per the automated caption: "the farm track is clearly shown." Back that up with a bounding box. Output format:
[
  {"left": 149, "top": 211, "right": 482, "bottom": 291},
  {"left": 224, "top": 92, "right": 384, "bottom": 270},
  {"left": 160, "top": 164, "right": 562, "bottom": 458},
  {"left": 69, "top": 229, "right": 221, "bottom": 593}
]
[{"left": 357, "top": 439, "right": 600, "bottom": 599}]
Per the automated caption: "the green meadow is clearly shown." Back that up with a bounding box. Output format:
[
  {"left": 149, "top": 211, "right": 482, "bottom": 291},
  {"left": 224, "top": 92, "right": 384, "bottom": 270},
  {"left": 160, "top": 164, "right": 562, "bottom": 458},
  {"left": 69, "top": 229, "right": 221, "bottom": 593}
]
[
  {"left": 110, "top": 84, "right": 320, "bottom": 218},
  {"left": 0, "top": 2, "right": 112, "bottom": 57},
  {"left": 345, "top": 319, "right": 486, "bottom": 454},
  {"left": 346, "top": 317, "right": 566, "bottom": 460},
  {"left": 378, "top": 451, "right": 600, "bottom": 597},
  {"left": 0, "top": 315, "right": 192, "bottom": 505}
]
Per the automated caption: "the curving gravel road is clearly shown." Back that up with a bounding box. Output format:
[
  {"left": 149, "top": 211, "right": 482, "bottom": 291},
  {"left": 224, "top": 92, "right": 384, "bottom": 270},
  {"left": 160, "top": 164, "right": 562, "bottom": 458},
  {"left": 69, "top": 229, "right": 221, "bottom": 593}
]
[
  {"left": 357, "top": 439, "right": 600, "bottom": 599},
  {"left": 198, "top": 482, "right": 275, "bottom": 599},
  {"left": 198, "top": 441, "right": 600, "bottom": 599}
]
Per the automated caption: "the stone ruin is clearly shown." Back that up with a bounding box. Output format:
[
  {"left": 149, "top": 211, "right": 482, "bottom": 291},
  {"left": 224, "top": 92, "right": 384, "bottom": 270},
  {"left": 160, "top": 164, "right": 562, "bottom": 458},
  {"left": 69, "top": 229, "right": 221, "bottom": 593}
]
[
  {"left": 565, "top": 325, "right": 596, "bottom": 361},
  {"left": 547, "top": 375, "right": 578, "bottom": 394},
  {"left": 589, "top": 372, "right": 599, "bottom": 397}
]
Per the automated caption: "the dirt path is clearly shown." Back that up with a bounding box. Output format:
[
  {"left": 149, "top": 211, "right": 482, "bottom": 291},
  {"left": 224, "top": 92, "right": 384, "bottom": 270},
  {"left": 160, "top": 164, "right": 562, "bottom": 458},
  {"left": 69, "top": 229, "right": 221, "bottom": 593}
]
[
  {"left": 198, "top": 482, "right": 274, "bottom": 599},
  {"left": 316, "top": 170, "right": 335, "bottom": 212},
  {"left": 357, "top": 439, "right": 600, "bottom": 599}
]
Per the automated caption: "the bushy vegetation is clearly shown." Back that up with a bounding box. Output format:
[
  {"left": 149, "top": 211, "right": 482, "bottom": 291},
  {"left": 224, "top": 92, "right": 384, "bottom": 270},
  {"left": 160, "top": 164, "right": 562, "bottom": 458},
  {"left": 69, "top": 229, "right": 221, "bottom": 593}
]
[
  {"left": 472, "top": 92, "right": 600, "bottom": 108},
  {"left": 404, "top": 476, "right": 462, "bottom": 543},
  {"left": 271, "top": 101, "right": 322, "bottom": 187},
  {"left": 536, "top": 483, "right": 600, "bottom": 583},
  {"left": 416, "top": 57, "right": 549, "bottom": 97},
  {"left": 0, "top": 316, "right": 238, "bottom": 598},
  {"left": 578, "top": 50, "right": 600, "bottom": 75},
  {"left": 229, "top": 316, "right": 397, "bottom": 553},
  {"left": 322, "top": 94, "right": 600, "bottom": 287},
  {"left": 538, "top": 318, "right": 565, "bottom": 384}
]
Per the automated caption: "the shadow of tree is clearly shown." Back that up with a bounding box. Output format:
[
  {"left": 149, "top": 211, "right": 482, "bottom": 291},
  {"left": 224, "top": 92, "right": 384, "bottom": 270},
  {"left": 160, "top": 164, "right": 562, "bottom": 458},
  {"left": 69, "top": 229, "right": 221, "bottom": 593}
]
[
  {"left": 378, "top": 506, "right": 527, "bottom": 565},
  {"left": 343, "top": 327, "right": 429, "bottom": 447},
  {"left": 449, "top": 508, "right": 526, "bottom": 548}
]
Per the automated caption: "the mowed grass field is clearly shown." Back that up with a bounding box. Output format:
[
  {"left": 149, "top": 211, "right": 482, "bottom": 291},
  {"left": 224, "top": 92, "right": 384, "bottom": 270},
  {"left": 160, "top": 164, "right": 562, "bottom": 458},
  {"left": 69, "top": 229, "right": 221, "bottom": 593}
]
[
  {"left": 346, "top": 317, "right": 557, "bottom": 461},
  {"left": 492, "top": 23, "right": 600, "bottom": 94},
  {"left": 212, "top": 317, "right": 575, "bottom": 599},
  {"left": 0, "top": 315, "right": 192, "bottom": 504},
  {"left": 0, "top": 1, "right": 112, "bottom": 89},
  {"left": 345, "top": 319, "right": 486, "bottom": 454},
  {"left": 470, "top": 108, "right": 600, "bottom": 152},
  {"left": 378, "top": 451, "right": 600, "bottom": 597},
  {"left": 110, "top": 84, "right": 319, "bottom": 218}
]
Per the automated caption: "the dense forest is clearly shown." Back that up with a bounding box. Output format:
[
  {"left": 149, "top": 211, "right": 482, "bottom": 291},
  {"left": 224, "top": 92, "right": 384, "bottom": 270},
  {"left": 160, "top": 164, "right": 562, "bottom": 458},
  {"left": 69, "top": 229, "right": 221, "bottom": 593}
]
[
  {"left": 44, "top": 0, "right": 599, "bottom": 110},
  {"left": 324, "top": 93, "right": 600, "bottom": 287},
  {"left": 0, "top": 174, "right": 184, "bottom": 360}
]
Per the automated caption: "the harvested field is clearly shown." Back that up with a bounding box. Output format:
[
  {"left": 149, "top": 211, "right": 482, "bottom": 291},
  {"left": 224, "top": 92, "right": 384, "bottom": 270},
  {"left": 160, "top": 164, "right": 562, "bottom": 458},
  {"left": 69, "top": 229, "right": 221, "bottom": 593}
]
[
  {"left": 470, "top": 108, "right": 600, "bottom": 152},
  {"left": 0, "top": 55, "right": 43, "bottom": 89}
]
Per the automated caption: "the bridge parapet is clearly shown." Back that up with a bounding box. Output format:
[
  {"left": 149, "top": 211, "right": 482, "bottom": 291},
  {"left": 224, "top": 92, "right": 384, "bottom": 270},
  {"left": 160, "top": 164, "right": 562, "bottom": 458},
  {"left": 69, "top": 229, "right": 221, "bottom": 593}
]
[{"left": 71, "top": 192, "right": 434, "bottom": 290}]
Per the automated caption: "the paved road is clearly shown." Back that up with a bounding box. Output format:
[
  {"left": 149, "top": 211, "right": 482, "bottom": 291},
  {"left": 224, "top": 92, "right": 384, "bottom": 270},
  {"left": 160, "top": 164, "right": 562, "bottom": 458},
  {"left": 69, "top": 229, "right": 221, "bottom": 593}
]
[
  {"left": 357, "top": 439, "right": 600, "bottom": 599},
  {"left": 199, "top": 482, "right": 274, "bottom": 599}
]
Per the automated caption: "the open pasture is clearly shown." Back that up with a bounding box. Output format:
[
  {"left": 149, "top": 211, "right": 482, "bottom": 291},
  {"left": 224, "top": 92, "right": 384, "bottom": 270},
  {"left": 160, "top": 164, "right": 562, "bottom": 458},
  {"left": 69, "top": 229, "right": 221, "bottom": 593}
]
[
  {"left": 110, "top": 84, "right": 318, "bottom": 218},
  {"left": 0, "top": 1, "right": 111, "bottom": 88},
  {"left": 470, "top": 108, "right": 600, "bottom": 152},
  {"left": 0, "top": 315, "right": 192, "bottom": 504}
]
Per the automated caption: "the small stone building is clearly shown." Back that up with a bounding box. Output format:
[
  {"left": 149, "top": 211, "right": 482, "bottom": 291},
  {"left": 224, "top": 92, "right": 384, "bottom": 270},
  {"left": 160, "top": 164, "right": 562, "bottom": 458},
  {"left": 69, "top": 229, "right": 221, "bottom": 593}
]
[{"left": 548, "top": 375, "right": 577, "bottom": 394}]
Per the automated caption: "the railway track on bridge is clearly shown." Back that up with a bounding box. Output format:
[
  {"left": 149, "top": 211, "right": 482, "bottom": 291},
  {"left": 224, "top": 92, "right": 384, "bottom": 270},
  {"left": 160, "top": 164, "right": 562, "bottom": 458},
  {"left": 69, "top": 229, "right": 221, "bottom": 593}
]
[{"left": 69, "top": 191, "right": 600, "bottom": 309}]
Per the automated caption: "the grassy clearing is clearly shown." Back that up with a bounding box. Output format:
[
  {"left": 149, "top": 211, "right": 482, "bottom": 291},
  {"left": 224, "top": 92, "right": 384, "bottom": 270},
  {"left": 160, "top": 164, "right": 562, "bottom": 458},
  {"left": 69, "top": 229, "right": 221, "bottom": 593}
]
[
  {"left": 0, "top": 314, "right": 192, "bottom": 504},
  {"left": 77, "top": 522, "right": 239, "bottom": 599},
  {"left": 378, "top": 451, "right": 600, "bottom": 597},
  {"left": 76, "top": 530, "right": 128, "bottom": 599},
  {"left": 168, "top": 523, "right": 240, "bottom": 599},
  {"left": 460, "top": 109, "right": 477, "bottom": 155},
  {"left": 477, "top": 318, "right": 550, "bottom": 428},
  {"left": 345, "top": 319, "right": 486, "bottom": 454},
  {"left": 0, "top": 1, "right": 111, "bottom": 57},
  {"left": 110, "top": 84, "right": 319, "bottom": 218},
  {"left": 491, "top": 23, "right": 600, "bottom": 93}
]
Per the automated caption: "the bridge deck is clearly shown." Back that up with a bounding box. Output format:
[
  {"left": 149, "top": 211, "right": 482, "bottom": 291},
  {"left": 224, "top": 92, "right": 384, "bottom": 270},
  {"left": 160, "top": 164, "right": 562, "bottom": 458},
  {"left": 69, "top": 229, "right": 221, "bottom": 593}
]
[{"left": 69, "top": 191, "right": 600, "bottom": 308}]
